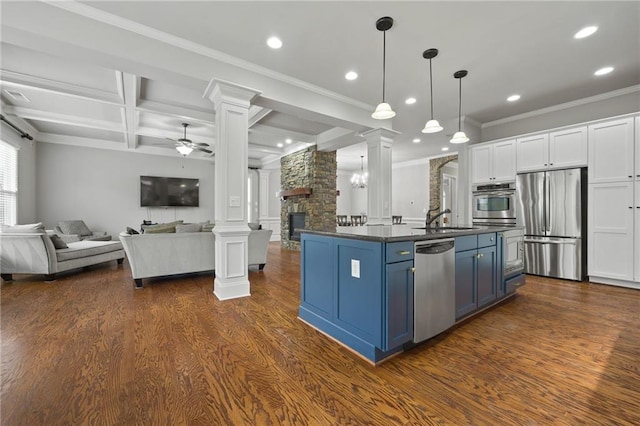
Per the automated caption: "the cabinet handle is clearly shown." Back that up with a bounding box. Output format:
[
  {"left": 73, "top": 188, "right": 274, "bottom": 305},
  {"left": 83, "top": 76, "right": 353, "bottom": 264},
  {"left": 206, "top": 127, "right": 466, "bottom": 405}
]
[
  {"left": 490, "top": 237, "right": 494, "bottom": 241},
  {"left": 476, "top": 253, "right": 484, "bottom": 259},
  {"left": 398, "top": 250, "right": 411, "bottom": 255},
  {"left": 544, "top": 163, "right": 548, "bottom": 166},
  {"left": 410, "top": 267, "right": 416, "bottom": 273},
  {"left": 630, "top": 176, "right": 633, "bottom": 179},
  {"left": 550, "top": 163, "right": 554, "bottom": 166}
]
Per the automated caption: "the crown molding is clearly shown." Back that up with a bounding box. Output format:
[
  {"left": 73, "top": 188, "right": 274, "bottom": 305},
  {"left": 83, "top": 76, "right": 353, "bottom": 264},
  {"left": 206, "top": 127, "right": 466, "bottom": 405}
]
[
  {"left": 482, "top": 85, "right": 640, "bottom": 129},
  {"left": 45, "top": 1, "right": 375, "bottom": 112}
]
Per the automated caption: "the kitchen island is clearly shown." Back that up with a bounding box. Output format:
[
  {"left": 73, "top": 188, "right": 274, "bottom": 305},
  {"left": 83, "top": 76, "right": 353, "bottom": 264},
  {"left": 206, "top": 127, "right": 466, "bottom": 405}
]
[{"left": 299, "top": 225, "right": 525, "bottom": 364}]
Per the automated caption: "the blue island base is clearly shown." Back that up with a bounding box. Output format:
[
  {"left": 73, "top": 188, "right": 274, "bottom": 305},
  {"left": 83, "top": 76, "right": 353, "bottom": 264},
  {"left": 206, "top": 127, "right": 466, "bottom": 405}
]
[{"left": 299, "top": 305, "right": 404, "bottom": 365}]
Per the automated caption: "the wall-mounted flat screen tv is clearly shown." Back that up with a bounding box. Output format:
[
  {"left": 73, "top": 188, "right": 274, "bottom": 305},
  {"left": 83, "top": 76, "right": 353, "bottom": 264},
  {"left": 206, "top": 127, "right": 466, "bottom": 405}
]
[{"left": 140, "top": 176, "right": 199, "bottom": 207}]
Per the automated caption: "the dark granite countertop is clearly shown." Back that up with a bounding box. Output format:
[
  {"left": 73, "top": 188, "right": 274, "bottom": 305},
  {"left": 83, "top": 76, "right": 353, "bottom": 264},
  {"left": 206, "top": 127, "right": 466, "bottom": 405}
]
[{"left": 300, "top": 224, "right": 523, "bottom": 243}]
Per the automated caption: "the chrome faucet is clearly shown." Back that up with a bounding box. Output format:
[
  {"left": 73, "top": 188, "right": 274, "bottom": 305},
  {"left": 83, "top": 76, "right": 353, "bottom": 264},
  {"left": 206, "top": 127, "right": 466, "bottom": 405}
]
[{"left": 426, "top": 207, "right": 451, "bottom": 228}]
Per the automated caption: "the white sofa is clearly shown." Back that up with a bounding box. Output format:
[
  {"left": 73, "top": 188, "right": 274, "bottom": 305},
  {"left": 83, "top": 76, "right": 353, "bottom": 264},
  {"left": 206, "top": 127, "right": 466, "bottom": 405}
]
[
  {"left": 0, "top": 231, "right": 125, "bottom": 281},
  {"left": 119, "top": 229, "right": 272, "bottom": 288}
]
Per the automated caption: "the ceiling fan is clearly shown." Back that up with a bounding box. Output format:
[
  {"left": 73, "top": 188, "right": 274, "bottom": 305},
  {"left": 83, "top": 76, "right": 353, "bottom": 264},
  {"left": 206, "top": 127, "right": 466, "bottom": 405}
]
[{"left": 167, "top": 123, "right": 212, "bottom": 156}]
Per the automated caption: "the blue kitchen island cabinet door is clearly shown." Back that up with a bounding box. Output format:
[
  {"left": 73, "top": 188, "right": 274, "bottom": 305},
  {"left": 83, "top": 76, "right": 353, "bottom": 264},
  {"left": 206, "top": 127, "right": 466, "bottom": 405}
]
[
  {"left": 477, "top": 245, "right": 498, "bottom": 308},
  {"left": 300, "top": 234, "right": 335, "bottom": 318},
  {"left": 384, "top": 260, "right": 414, "bottom": 350},
  {"left": 455, "top": 250, "right": 477, "bottom": 319},
  {"left": 334, "top": 238, "right": 383, "bottom": 347}
]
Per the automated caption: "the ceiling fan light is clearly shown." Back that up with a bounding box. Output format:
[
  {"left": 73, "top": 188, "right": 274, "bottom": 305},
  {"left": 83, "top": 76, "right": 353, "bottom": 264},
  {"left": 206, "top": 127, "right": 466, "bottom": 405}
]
[
  {"left": 371, "top": 102, "right": 396, "bottom": 119},
  {"left": 176, "top": 145, "right": 193, "bottom": 156},
  {"left": 450, "top": 131, "right": 469, "bottom": 144},
  {"left": 422, "top": 119, "right": 443, "bottom": 134}
]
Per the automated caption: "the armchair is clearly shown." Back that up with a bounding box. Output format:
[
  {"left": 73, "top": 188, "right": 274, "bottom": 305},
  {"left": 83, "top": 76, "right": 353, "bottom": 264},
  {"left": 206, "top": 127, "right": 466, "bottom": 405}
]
[{"left": 55, "top": 220, "right": 112, "bottom": 243}]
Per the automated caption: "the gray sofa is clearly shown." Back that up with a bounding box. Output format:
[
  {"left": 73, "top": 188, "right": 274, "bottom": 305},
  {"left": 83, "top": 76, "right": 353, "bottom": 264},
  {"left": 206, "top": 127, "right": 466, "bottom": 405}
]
[
  {"left": 1, "top": 224, "right": 125, "bottom": 281},
  {"left": 119, "top": 229, "right": 272, "bottom": 288}
]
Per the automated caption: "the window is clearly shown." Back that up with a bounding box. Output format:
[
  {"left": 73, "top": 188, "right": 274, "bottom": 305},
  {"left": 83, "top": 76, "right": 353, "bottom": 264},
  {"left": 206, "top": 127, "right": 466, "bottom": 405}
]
[{"left": 0, "top": 140, "right": 18, "bottom": 225}]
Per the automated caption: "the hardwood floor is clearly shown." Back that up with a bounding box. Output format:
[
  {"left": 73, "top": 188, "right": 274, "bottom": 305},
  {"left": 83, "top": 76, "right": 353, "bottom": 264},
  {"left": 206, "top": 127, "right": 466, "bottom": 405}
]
[{"left": 1, "top": 243, "right": 639, "bottom": 425}]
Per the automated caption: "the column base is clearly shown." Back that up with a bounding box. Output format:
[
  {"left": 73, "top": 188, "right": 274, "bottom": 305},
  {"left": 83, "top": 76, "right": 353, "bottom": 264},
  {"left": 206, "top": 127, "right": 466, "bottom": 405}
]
[{"left": 214, "top": 278, "right": 251, "bottom": 300}]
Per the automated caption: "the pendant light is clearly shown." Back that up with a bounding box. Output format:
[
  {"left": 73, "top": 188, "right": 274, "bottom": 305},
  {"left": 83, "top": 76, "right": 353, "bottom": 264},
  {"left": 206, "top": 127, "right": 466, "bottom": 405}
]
[
  {"left": 421, "top": 48, "right": 443, "bottom": 134},
  {"left": 371, "top": 17, "right": 395, "bottom": 120},
  {"left": 351, "top": 156, "right": 368, "bottom": 188},
  {"left": 450, "top": 70, "right": 470, "bottom": 144}
]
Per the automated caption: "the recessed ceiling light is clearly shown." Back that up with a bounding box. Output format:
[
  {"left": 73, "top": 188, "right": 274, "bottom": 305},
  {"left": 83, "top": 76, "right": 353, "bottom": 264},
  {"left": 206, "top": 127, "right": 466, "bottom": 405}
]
[
  {"left": 405, "top": 97, "right": 417, "bottom": 105},
  {"left": 267, "top": 36, "right": 282, "bottom": 49},
  {"left": 594, "top": 66, "right": 614, "bottom": 76},
  {"left": 574, "top": 26, "right": 598, "bottom": 39},
  {"left": 507, "top": 94, "right": 521, "bottom": 102},
  {"left": 345, "top": 71, "right": 358, "bottom": 80},
  {"left": 412, "top": 138, "right": 421, "bottom": 143},
  {"left": 277, "top": 142, "right": 284, "bottom": 148},
  {"left": 441, "top": 147, "right": 449, "bottom": 152},
  {"left": 285, "top": 138, "right": 292, "bottom": 144}
]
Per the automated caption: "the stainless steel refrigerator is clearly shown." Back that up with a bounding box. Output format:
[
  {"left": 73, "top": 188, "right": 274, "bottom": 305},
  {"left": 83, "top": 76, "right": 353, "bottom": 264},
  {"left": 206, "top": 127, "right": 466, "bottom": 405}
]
[{"left": 516, "top": 168, "right": 587, "bottom": 281}]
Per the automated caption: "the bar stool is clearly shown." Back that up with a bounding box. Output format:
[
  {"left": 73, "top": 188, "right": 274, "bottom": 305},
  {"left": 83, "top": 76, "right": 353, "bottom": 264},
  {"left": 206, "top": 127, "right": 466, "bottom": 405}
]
[
  {"left": 336, "top": 215, "right": 349, "bottom": 226},
  {"left": 392, "top": 215, "right": 403, "bottom": 224},
  {"left": 351, "top": 215, "right": 363, "bottom": 226}
]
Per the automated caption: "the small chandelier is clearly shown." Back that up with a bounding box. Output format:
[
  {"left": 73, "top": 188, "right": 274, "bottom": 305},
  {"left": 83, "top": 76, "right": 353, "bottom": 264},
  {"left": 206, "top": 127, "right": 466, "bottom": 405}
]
[
  {"left": 351, "top": 156, "right": 368, "bottom": 188},
  {"left": 450, "top": 70, "right": 470, "bottom": 144},
  {"left": 371, "top": 17, "right": 396, "bottom": 120},
  {"left": 176, "top": 145, "right": 193, "bottom": 156},
  {"left": 421, "top": 48, "right": 443, "bottom": 134}
]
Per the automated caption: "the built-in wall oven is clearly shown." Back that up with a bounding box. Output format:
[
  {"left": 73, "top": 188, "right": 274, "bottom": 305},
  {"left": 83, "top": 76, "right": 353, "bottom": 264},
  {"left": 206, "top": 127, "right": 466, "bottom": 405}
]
[
  {"left": 501, "top": 228, "right": 525, "bottom": 278},
  {"left": 472, "top": 182, "right": 517, "bottom": 227}
]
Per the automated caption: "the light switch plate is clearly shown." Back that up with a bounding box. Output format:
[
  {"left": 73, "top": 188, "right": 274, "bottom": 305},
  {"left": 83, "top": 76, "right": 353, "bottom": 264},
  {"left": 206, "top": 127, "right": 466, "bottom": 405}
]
[{"left": 351, "top": 259, "right": 360, "bottom": 278}]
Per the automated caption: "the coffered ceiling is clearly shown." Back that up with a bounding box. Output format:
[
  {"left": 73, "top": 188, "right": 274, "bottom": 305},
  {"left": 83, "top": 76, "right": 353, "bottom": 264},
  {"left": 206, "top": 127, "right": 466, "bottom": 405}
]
[{"left": 1, "top": 1, "right": 638, "bottom": 171}]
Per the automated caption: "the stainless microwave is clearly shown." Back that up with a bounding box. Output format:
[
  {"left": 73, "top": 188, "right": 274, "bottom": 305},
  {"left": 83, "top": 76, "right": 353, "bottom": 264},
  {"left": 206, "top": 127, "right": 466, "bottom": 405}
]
[{"left": 472, "top": 182, "right": 517, "bottom": 225}]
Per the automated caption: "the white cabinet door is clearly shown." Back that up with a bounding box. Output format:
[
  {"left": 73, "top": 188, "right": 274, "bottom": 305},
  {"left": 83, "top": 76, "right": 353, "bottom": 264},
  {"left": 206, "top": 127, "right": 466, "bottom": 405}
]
[
  {"left": 635, "top": 182, "right": 640, "bottom": 281},
  {"left": 516, "top": 134, "right": 549, "bottom": 172},
  {"left": 549, "top": 126, "right": 588, "bottom": 169},
  {"left": 491, "top": 140, "right": 516, "bottom": 183},
  {"left": 471, "top": 145, "right": 493, "bottom": 184},
  {"left": 588, "top": 118, "right": 635, "bottom": 183},
  {"left": 588, "top": 182, "right": 635, "bottom": 281},
  {"left": 635, "top": 116, "right": 640, "bottom": 182}
]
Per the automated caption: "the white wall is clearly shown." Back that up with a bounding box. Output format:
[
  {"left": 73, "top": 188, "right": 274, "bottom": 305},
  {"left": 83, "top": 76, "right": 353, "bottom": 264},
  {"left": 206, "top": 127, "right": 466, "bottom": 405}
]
[
  {"left": 268, "top": 169, "right": 281, "bottom": 218},
  {"left": 336, "top": 172, "right": 353, "bottom": 215},
  {"left": 36, "top": 143, "right": 215, "bottom": 237},
  {"left": 392, "top": 159, "right": 429, "bottom": 222}
]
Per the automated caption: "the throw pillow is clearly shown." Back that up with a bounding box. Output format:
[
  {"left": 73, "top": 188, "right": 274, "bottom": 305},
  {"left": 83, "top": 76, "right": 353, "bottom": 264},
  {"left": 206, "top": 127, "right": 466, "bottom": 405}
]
[
  {"left": 126, "top": 227, "right": 140, "bottom": 235},
  {"left": 58, "top": 220, "right": 92, "bottom": 236},
  {"left": 144, "top": 224, "right": 176, "bottom": 234},
  {"left": 201, "top": 223, "right": 215, "bottom": 232},
  {"left": 1, "top": 222, "right": 45, "bottom": 233},
  {"left": 49, "top": 234, "right": 69, "bottom": 249},
  {"left": 176, "top": 223, "right": 201, "bottom": 233}
]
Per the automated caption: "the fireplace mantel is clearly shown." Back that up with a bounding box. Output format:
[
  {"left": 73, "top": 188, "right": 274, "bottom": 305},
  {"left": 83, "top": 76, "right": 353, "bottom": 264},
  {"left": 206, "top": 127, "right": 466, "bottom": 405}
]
[{"left": 279, "top": 188, "right": 312, "bottom": 199}]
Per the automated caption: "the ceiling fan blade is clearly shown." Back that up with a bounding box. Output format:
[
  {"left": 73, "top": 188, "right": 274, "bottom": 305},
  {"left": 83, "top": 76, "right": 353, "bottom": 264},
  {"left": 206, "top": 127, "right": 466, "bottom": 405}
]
[
  {"left": 166, "top": 137, "right": 179, "bottom": 143},
  {"left": 195, "top": 147, "right": 213, "bottom": 154},
  {"left": 193, "top": 142, "right": 210, "bottom": 147}
]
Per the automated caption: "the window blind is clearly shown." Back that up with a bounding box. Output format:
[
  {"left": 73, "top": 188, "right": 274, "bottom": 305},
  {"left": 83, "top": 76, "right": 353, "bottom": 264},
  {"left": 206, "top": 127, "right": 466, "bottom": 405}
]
[{"left": 0, "top": 140, "right": 18, "bottom": 225}]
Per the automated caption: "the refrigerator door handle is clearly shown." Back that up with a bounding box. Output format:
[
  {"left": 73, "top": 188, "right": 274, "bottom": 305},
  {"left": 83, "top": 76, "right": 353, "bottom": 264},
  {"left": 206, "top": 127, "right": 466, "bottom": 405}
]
[{"left": 524, "top": 238, "right": 577, "bottom": 245}]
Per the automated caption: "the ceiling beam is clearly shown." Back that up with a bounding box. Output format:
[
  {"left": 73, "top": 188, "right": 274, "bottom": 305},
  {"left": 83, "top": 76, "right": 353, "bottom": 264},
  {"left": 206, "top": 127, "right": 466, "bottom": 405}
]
[
  {"left": 136, "top": 100, "right": 214, "bottom": 125},
  {"left": 119, "top": 72, "right": 140, "bottom": 149},
  {"left": 3, "top": 105, "right": 123, "bottom": 132},
  {"left": 249, "top": 123, "right": 316, "bottom": 144},
  {"left": 316, "top": 127, "right": 363, "bottom": 152},
  {"left": 248, "top": 105, "right": 272, "bottom": 128}
]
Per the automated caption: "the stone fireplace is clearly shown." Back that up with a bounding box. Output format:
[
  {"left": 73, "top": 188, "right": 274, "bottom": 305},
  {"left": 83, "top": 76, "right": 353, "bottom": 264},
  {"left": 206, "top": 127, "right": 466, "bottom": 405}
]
[
  {"left": 280, "top": 146, "right": 336, "bottom": 250},
  {"left": 288, "top": 212, "right": 306, "bottom": 242}
]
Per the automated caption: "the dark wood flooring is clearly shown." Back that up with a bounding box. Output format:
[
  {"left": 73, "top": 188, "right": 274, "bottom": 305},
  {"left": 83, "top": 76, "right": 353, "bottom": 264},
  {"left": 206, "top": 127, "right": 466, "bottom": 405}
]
[{"left": 1, "top": 243, "right": 639, "bottom": 425}]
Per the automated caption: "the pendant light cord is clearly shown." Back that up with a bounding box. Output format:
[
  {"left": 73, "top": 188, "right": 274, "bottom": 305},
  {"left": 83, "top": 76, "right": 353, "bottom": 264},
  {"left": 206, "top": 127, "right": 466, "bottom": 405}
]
[
  {"left": 458, "top": 77, "right": 462, "bottom": 130},
  {"left": 429, "top": 59, "right": 434, "bottom": 120},
  {"left": 382, "top": 30, "right": 386, "bottom": 102}
]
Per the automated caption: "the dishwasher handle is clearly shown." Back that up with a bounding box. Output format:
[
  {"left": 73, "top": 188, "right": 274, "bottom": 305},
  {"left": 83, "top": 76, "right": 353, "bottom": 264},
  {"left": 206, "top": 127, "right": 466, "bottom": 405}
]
[{"left": 415, "top": 239, "right": 455, "bottom": 255}]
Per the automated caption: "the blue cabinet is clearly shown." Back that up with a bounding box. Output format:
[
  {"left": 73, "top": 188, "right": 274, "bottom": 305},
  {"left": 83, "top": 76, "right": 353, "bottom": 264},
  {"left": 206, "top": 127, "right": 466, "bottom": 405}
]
[
  {"left": 299, "top": 234, "right": 414, "bottom": 363},
  {"left": 455, "top": 233, "right": 498, "bottom": 320}
]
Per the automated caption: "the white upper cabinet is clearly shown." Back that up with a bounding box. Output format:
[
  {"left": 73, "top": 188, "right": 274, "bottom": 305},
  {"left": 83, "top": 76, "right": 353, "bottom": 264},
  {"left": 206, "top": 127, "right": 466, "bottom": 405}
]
[
  {"left": 548, "top": 127, "right": 588, "bottom": 169},
  {"left": 516, "top": 134, "right": 549, "bottom": 172},
  {"left": 588, "top": 117, "right": 635, "bottom": 184},
  {"left": 471, "top": 140, "right": 516, "bottom": 184},
  {"left": 636, "top": 116, "right": 640, "bottom": 181},
  {"left": 516, "top": 127, "right": 588, "bottom": 173}
]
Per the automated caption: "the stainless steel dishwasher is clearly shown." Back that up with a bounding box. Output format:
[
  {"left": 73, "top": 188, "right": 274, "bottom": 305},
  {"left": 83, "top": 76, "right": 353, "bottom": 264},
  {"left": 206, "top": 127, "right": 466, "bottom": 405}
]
[{"left": 414, "top": 238, "right": 456, "bottom": 343}]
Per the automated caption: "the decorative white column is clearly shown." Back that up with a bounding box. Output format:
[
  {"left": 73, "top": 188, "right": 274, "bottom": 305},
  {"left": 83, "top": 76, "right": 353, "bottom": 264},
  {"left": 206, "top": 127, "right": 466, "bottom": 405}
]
[
  {"left": 258, "top": 169, "right": 270, "bottom": 221},
  {"left": 204, "top": 79, "right": 261, "bottom": 300},
  {"left": 363, "top": 128, "right": 400, "bottom": 225}
]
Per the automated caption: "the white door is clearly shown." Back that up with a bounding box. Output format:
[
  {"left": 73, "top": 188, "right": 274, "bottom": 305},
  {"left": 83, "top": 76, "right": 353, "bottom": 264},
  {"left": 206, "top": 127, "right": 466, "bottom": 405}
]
[
  {"left": 549, "top": 126, "right": 588, "bottom": 169},
  {"left": 471, "top": 145, "right": 493, "bottom": 184},
  {"left": 588, "top": 182, "right": 635, "bottom": 281},
  {"left": 491, "top": 140, "right": 516, "bottom": 182},
  {"left": 516, "top": 133, "right": 549, "bottom": 172},
  {"left": 588, "top": 118, "right": 635, "bottom": 184}
]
